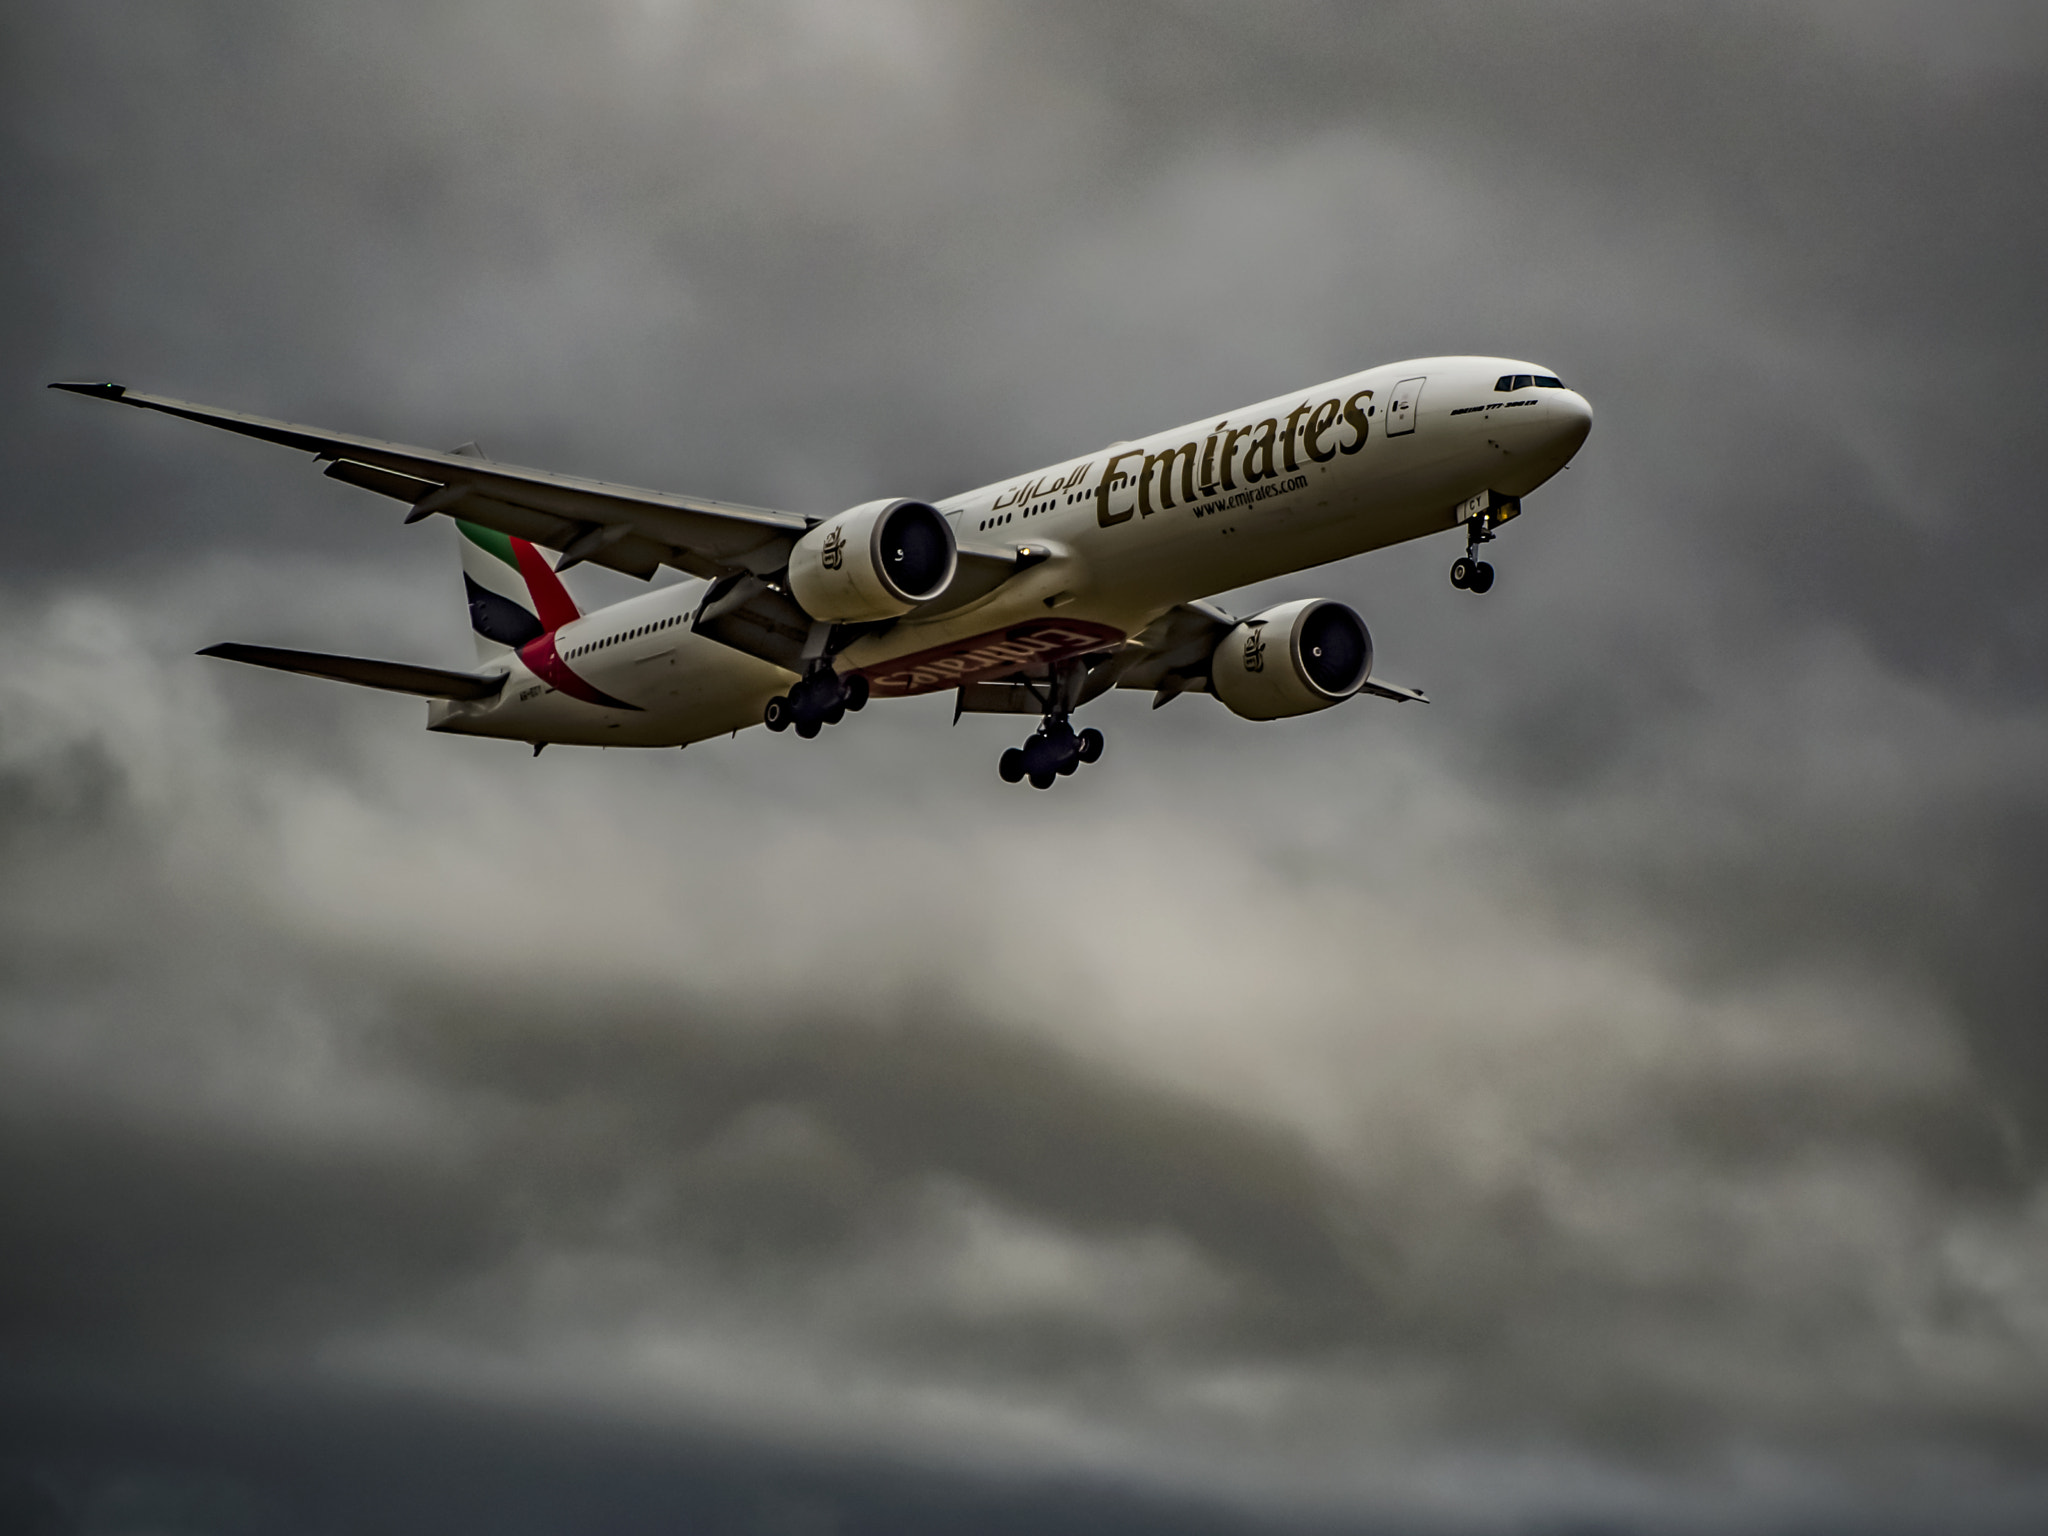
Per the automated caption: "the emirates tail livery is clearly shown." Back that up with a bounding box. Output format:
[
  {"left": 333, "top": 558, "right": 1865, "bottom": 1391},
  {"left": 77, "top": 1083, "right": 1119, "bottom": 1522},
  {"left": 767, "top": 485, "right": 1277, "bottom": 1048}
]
[{"left": 53, "top": 358, "right": 1590, "bottom": 787}]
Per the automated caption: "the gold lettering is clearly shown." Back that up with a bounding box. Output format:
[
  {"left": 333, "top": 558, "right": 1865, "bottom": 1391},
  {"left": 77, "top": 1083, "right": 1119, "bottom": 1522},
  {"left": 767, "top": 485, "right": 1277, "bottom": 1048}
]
[
  {"left": 1242, "top": 419, "right": 1280, "bottom": 483},
  {"left": 1141, "top": 442, "right": 1200, "bottom": 515},
  {"left": 1095, "top": 450, "right": 1144, "bottom": 526},
  {"left": 1281, "top": 402, "right": 1312, "bottom": 473},
  {"left": 1220, "top": 425, "right": 1253, "bottom": 489},
  {"left": 1303, "top": 398, "right": 1342, "bottom": 463},
  {"left": 1339, "top": 390, "right": 1373, "bottom": 454},
  {"left": 1199, "top": 421, "right": 1225, "bottom": 492}
]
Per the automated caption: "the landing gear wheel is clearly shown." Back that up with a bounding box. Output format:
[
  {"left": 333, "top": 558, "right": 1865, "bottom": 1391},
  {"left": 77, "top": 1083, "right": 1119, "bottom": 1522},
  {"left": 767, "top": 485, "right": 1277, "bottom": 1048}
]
[
  {"left": 825, "top": 703, "right": 846, "bottom": 726},
  {"left": 999, "top": 747, "right": 1026, "bottom": 783},
  {"left": 795, "top": 718, "right": 822, "bottom": 740},
  {"left": 1021, "top": 736, "right": 1060, "bottom": 778},
  {"left": 1028, "top": 769, "right": 1056, "bottom": 790},
  {"left": 1077, "top": 728, "right": 1104, "bottom": 764},
  {"left": 843, "top": 675, "right": 870, "bottom": 712},
  {"left": 1057, "top": 754, "right": 1079, "bottom": 776},
  {"left": 765, "top": 696, "right": 792, "bottom": 731},
  {"left": 1450, "top": 556, "right": 1474, "bottom": 590},
  {"left": 1469, "top": 561, "right": 1495, "bottom": 594}
]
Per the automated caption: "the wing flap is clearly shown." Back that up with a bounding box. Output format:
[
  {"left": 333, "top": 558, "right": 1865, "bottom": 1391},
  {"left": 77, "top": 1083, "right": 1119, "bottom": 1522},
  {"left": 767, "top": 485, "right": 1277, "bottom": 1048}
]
[{"left": 198, "top": 643, "right": 508, "bottom": 700}]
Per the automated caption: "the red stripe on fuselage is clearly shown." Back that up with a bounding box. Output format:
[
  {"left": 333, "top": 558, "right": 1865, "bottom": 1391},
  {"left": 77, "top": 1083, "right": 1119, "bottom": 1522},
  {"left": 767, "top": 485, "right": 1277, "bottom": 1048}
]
[{"left": 517, "top": 633, "right": 642, "bottom": 711}]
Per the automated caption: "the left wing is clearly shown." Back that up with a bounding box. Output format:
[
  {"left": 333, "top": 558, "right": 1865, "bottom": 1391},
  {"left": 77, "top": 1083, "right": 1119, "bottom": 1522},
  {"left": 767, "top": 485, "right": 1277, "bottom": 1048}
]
[{"left": 54, "top": 382, "right": 1044, "bottom": 672}]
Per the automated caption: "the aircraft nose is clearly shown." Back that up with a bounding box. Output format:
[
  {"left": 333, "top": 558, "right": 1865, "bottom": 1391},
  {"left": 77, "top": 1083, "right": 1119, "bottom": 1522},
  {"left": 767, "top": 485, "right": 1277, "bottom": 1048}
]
[{"left": 1548, "top": 387, "right": 1593, "bottom": 458}]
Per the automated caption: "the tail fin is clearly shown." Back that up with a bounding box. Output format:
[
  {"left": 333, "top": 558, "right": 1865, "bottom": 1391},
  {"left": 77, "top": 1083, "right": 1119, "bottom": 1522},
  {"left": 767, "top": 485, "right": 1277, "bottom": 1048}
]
[{"left": 456, "top": 520, "right": 580, "bottom": 663}]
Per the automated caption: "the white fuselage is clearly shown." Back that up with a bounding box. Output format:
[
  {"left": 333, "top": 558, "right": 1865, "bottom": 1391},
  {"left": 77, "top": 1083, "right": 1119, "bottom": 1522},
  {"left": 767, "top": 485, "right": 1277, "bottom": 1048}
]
[{"left": 428, "top": 356, "right": 1592, "bottom": 747}]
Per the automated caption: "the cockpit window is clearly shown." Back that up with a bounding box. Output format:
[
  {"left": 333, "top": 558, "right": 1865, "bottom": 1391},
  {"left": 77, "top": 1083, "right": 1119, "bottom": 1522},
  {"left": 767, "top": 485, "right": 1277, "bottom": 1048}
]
[
  {"left": 1534, "top": 374, "right": 1564, "bottom": 388},
  {"left": 1496, "top": 373, "right": 1568, "bottom": 391}
]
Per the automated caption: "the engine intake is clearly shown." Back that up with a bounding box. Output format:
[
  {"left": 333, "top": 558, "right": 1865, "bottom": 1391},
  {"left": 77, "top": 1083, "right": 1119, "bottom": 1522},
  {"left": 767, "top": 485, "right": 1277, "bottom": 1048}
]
[
  {"left": 788, "top": 499, "right": 957, "bottom": 623},
  {"left": 1210, "top": 598, "right": 1373, "bottom": 720}
]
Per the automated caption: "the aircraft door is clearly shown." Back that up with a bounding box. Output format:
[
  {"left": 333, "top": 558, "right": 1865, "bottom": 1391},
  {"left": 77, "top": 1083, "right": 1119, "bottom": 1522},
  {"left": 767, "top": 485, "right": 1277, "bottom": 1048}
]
[{"left": 1385, "top": 376, "right": 1425, "bottom": 437}]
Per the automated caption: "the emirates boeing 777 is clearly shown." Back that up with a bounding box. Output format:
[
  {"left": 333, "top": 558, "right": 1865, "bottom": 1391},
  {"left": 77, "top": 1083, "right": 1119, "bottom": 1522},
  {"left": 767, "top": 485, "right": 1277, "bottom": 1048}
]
[{"left": 52, "top": 357, "right": 1590, "bottom": 787}]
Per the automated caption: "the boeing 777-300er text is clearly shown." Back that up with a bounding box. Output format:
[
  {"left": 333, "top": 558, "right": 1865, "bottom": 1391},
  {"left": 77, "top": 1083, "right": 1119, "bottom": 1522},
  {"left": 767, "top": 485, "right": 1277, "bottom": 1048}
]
[{"left": 52, "top": 359, "right": 1590, "bottom": 787}]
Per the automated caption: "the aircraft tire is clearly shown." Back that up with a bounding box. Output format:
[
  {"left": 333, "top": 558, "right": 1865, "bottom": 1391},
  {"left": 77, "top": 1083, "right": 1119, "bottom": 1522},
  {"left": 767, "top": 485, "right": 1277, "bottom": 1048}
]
[
  {"left": 1450, "top": 557, "right": 1473, "bottom": 590},
  {"left": 765, "top": 696, "right": 792, "bottom": 731},
  {"left": 1470, "top": 561, "right": 1495, "bottom": 593},
  {"left": 1021, "top": 735, "right": 1059, "bottom": 777},
  {"left": 1057, "top": 753, "right": 1079, "bottom": 776},
  {"left": 826, "top": 703, "right": 846, "bottom": 726},
  {"left": 795, "top": 718, "right": 822, "bottom": 740},
  {"left": 999, "top": 747, "right": 1025, "bottom": 783},
  {"left": 1028, "top": 769, "right": 1056, "bottom": 790},
  {"left": 844, "top": 675, "right": 870, "bottom": 712},
  {"left": 1077, "top": 728, "right": 1104, "bottom": 764}
]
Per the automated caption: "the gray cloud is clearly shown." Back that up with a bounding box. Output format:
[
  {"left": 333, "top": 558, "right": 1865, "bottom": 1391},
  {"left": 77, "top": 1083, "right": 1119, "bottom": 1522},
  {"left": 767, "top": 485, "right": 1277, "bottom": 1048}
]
[{"left": 4, "top": 3, "right": 2048, "bottom": 1532}]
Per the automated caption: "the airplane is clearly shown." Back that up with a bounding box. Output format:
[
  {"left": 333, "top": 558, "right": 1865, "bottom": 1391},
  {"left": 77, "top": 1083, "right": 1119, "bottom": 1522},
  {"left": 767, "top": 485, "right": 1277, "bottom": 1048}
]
[{"left": 50, "top": 358, "right": 1591, "bottom": 788}]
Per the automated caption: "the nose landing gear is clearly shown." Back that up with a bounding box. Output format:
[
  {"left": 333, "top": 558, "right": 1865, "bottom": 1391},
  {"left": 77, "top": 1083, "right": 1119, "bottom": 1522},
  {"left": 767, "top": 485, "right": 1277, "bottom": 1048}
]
[
  {"left": 1450, "top": 554, "right": 1494, "bottom": 593},
  {"left": 1451, "top": 497, "right": 1515, "bottom": 594},
  {"left": 998, "top": 718, "right": 1104, "bottom": 789},
  {"left": 764, "top": 669, "right": 869, "bottom": 738}
]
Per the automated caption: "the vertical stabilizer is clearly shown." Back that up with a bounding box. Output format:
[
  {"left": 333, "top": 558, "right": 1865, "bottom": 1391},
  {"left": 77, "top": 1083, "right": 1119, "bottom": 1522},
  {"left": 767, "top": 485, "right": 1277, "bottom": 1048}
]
[{"left": 456, "top": 521, "right": 580, "bottom": 663}]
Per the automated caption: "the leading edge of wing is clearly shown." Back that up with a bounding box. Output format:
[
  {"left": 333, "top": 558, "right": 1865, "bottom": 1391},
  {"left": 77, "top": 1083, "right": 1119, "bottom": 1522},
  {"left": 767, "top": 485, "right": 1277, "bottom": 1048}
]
[{"left": 50, "top": 381, "right": 809, "bottom": 576}]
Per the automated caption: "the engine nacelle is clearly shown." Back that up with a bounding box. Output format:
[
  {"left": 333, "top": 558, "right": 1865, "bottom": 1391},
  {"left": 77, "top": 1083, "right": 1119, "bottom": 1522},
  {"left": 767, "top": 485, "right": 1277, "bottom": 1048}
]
[
  {"left": 787, "top": 499, "right": 957, "bottom": 622},
  {"left": 1210, "top": 598, "right": 1373, "bottom": 720}
]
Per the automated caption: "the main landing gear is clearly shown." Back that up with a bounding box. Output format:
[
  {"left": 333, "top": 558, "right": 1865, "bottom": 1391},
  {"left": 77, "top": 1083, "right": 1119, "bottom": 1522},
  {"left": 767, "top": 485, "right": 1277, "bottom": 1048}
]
[
  {"left": 998, "top": 717, "right": 1104, "bottom": 790},
  {"left": 993, "top": 658, "right": 1108, "bottom": 789},
  {"left": 764, "top": 669, "right": 869, "bottom": 739},
  {"left": 1451, "top": 507, "right": 1502, "bottom": 594}
]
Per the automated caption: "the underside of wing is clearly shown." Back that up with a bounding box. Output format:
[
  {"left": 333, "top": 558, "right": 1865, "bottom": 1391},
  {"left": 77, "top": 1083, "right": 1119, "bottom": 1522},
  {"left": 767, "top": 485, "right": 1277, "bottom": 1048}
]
[{"left": 1112, "top": 601, "right": 1238, "bottom": 706}]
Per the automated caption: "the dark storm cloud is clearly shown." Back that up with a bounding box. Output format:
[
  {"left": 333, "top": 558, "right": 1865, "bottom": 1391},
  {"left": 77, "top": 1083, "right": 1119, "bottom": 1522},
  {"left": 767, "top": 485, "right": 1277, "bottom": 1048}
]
[{"left": 5, "top": 3, "right": 2048, "bottom": 1532}]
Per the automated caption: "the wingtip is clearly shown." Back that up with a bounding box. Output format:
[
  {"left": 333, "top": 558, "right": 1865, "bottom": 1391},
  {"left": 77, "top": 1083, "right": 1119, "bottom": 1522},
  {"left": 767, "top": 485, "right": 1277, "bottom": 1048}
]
[{"left": 49, "top": 380, "right": 128, "bottom": 399}]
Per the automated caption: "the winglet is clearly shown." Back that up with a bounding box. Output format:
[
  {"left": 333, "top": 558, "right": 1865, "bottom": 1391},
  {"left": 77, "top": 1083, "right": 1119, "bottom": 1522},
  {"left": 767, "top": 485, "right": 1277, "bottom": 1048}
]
[{"left": 49, "top": 381, "right": 129, "bottom": 400}]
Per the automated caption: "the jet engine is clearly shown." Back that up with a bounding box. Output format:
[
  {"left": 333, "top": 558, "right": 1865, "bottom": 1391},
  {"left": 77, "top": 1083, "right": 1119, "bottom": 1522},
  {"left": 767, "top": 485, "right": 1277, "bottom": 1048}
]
[
  {"left": 1210, "top": 598, "right": 1373, "bottom": 720},
  {"left": 787, "top": 499, "right": 957, "bottom": 623}
]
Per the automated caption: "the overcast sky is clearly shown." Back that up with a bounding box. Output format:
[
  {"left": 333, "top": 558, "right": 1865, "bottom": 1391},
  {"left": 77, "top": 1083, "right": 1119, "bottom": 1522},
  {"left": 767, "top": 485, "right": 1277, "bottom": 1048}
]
[{"left": 5, "top": 3, "right": 2048, "bottom": 1532}]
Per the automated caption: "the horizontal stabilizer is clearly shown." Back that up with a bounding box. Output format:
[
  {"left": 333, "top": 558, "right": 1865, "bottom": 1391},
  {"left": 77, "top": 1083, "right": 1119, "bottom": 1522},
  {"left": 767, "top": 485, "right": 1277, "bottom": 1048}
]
[{"left": 198, "top": 643, "right": 507, "bottom": 700}]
